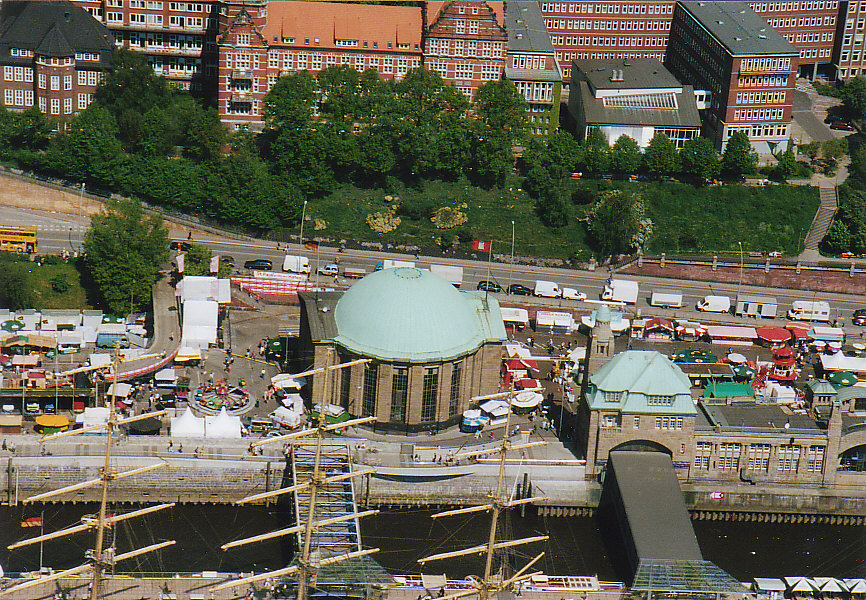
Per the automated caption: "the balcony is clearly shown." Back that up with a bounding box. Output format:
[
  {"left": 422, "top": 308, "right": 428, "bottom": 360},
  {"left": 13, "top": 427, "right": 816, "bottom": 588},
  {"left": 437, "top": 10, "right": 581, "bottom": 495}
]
[
  {"left": 137, "top": 45, "right": 202, "bottom": 57},
  {"left": 230, "top": 91, "right": 254, "bottom": 103},
  {"left": 231, "top": 69, "right": 253, "bottom": 81}
]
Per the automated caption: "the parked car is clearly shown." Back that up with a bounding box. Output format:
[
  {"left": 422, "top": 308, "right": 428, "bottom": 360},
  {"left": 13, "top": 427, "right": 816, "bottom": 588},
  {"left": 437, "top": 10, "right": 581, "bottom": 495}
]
[
  {"left": 477, "top": 280, "right": 502, "bottom": 293},
  {"left": 244, "top": 259, "right": 273, "bottom": 271},
  {"left": 508, "top": 283, "right": 533, "bottom": 296},
  {"left": 220, "top": 255, "right": 235, "bottom": 266},
  {"left": 169, "top": 241, "right": 193, "bottom": 252},
  {"left": 317, "top": 263, "right": 340, "bottom": 276},
  {"left": 853, "top": 309, "right": 866, "bottom": 326},
  {"left": 830, "top": 120, "right": 856, "bottom": 131}
]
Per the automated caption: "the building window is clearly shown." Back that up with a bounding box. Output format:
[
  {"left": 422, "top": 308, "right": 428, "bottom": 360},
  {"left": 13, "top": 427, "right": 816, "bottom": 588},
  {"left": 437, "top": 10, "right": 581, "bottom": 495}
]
[
  {"left": 421, "top": 367, "right": 438, "bottom": 422},
  {"left": 236, "top": 33, "right": 250, "bottom": 46},
  {"left": 50, "top": 98, "right": 60, "bottom": 115},
  {"left": 601, "top": 414, "right": 619, "bottom": 428},
  {"left": 807, "top": 446, "right": 825, "bottom": 472},
  {"left": 603, "top": 391, "right": 622, "bottom": 402},
  {"left": 50, "top": 75, "right": 60, "bottom": 91},
  {"left": 64, "top": 97, "right": 72, "bottom": 114},
  {"left": 647, "top": 395, "right": 673, "bottom": 405},
  {"left": 633, "top": 416, "right": 640, "bottom": 429},
  {"left": 78, "top": 93, "right": 90, "bottom": 110},
  {"left": 64, "top": 75, "right": 72, "bottom": 90},
  {"left": 455, "top": 19, "right": 465, "bottom": 34},
  {"left": 747, "top": 443, "right": 771, "bottom": 472},
  {"left": 340, "top": 365, "right": 351, "bottom": 408},
  {"left": 694, "top": 441, "right": 712, "bottom": 469},
  {"left": 362, "top": 363, "right": 378, "bottom": 417},
  {"left": 778, "top": 444, "right": 800, "bottom": 472},
  {"left": 3, "top": 89, "right": 12, "bottom": 106},
  {"left": 391, "top": 367, "right": 408, "bottom": 422},
  {"left": 2, "top": 66, "right": 12, "bottom": 81},
  {"left": 449, "top": 362, "right": 461, "bottom": 417}
]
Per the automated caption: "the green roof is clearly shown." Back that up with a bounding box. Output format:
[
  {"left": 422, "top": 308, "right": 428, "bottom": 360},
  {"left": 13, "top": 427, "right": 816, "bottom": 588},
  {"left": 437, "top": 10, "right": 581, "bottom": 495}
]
[
  {"left": 587, "top": 351, "right": 695, "bottom": 414},
  {"left": 702, "top": 381, "right": 755, "bottom": 398},
  {"left": 835, "top": 386, "right": 866, "bottom": 403},
  {"left": 807, "top": 379, "right": 837, "bottom": 396},
  {"left": 333, "top": 267, "right": 506, "bottom": 363}
]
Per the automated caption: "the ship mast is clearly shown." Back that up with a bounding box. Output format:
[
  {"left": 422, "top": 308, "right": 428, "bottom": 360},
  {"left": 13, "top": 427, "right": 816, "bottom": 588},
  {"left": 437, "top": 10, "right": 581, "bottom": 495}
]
[
  {"left": 418, "top": 386, "right": 550, "bottom": 600},
  {"left": 2, "top": 346, "right": 174, "bottom": 598},
  {"left": 213, "top": 350, "right": 379, "bottom": 600}
]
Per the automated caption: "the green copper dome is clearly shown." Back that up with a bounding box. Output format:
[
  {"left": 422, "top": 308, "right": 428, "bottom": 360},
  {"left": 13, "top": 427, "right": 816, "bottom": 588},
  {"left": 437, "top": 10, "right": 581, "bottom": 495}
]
[{"left": 333, "top": 267, "right": 504, "bottom": 363}]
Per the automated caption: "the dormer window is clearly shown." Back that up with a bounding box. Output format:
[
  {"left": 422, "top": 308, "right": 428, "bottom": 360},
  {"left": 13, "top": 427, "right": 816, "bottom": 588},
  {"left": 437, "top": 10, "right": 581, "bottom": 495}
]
[{"left": 236, "top": 33, "right": 249, "bottom": 46}]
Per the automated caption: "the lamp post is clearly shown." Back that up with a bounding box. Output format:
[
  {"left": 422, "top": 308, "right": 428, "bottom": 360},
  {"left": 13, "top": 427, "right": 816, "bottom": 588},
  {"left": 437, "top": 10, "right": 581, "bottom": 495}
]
[
  {"left": 298, "top": 199, "right": 308, "bottom": 249},
  {"left": 508, "top": 220, "right": 515, "bottom": 294},
  {"left": 78, "top": 182, "right": 85, "bottom": 220},
  {"left": 738, "top": 241, "right": 743, "bottom": 299}
]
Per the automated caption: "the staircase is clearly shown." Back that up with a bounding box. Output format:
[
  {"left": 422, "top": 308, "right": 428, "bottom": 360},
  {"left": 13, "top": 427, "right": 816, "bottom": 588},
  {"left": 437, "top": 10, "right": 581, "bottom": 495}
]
[{"left": 803, "top": 186, "right": 838, "bottom": 251}]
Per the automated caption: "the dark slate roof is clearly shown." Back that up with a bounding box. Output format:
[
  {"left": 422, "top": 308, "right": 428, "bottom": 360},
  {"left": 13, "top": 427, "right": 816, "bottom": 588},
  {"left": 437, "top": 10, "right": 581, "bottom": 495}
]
[
  {"left": 701, "top": 402, "right": 823, "bottom": 432},
  {"left": 299, "top": 291, "right": 341, "bottom": 343},
  {"left": 0, "top": 1, "right": 113, "bottom": 57},
  {"left": 505, "top": 0, "right": 555, "bottom": 54},
  {"left": 573, "top": 59, "right": 682, "bottom": 91},
  {"left": 607, "top": 451, "right": 703, "bottom": 562},
  {"left": 677, "top": 1, "right": 798, "bottom": 57},
  {"left": 575, "top": 82, "right": 701, "bottom": 129}
]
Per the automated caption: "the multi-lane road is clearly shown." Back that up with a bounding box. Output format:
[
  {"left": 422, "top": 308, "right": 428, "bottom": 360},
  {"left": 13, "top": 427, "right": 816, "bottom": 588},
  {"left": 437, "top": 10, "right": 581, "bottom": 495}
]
[{"left": 5, "top": 205, "right": 866, "bottom": 325}]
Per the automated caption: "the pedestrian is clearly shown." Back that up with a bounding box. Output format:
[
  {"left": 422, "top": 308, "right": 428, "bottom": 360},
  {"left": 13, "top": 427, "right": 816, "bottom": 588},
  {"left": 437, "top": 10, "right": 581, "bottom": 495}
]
[
  {"left": 178, "top": 443, "right": 183, "bottom": 453},
  {"left": 474, "top": 429, "right": 481, "bottom": 440},
  {"left": 168, "top": 440, "right": 173, "bottom": 450},
  {"left": 260, "top": 368, "right": 266, "bottom": 379},
  {"left": 1, "top": 439, "right": 6, "bottom": 450}
]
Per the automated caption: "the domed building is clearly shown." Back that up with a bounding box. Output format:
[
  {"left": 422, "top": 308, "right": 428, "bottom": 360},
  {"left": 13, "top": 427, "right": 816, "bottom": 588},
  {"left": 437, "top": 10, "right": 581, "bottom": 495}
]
[{"left": 297, "top": 267, "right": 506, "bottom": 431}]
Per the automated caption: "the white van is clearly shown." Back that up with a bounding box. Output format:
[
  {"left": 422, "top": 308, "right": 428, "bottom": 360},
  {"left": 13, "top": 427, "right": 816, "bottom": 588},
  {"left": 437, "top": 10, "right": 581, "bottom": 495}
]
[
  {"left": 534, "top": 280, "right": 562, "bottom": 298},
  {"left": 650, "top": 290, "right": 683, "bottom": 308},
  {"left": 697, "top": 295, "right": 731, "bottom": 313},
  {"left": 787, "top": 300, "right": 831, "bottom": 322}
]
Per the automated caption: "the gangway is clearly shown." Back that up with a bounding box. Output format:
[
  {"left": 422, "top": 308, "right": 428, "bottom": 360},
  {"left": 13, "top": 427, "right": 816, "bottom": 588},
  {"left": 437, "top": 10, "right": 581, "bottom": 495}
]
[{"left": 290, "top": 441, "right": 362, "bottom": 558}]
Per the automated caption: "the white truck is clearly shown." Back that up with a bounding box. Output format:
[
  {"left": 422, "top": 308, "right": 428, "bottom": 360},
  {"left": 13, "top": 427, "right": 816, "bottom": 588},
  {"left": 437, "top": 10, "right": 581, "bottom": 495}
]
[
  {"left": 787, "top": 300, "right": 831, "bottom": 322},
  {"left": 697, "top": 295, "right": 731, "bottom": 313},
  {"left": 650, "top": 290, "right": 684, "bottom": 308},
  {"left": 534, "top": 280, "right": 562, "bottom": 298},
  {"left": 375, "top": 259, "right": 415, "bottom": 271},
  {"left": 602, "top": 279, "right": 639, "bottom": 304},
  {"left": 430, "top": 264, "right": 464, "bottom": 287},
  {"left": 342, "top": 267, "right": 367, "bottom": 279},
  {"left": 282, "top": 254, "right": 311, "bottom": 274}
]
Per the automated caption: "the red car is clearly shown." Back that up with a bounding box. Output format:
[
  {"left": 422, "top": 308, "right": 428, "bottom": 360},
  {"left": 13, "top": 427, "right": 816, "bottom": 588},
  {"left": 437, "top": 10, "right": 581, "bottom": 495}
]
[
  {"left": 853, "top": 309, "right": 866, "bottom": 326},
  {"left": 830, "top": 120, "right": 856, "bottom": 131}
]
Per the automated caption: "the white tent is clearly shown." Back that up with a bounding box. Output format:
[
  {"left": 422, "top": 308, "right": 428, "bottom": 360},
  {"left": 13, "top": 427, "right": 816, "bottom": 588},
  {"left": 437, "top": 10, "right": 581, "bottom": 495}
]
[
  {"left": 171, "top": 406, "right": 205, "bottom": 437},
  {"left": 844, "top": 580, "right": 866, "bottom": 594},
  {"left": 179, "top": 276, "right": 231, "bottom": 304},
  {"left": 107, "top": 382, "right": 134, "bottom": 398},
  {"left": 272, "top": 373, "right": 307, "bottom": 390},
  {"left": 77, "top": 407, "right": 109, "bottom": 433},
  {"left": 512, "top": 391, "right": 543, "bottom": 409},
  {"left": 181, "top": 300, "right": 218, "bottom": 349},
  {"left": 270, "top": 406, "right": 302, "bottom": 429},
  {"left": 175, "top": 346, "right": 202, "bottom": 362},
  {"left": 154, "top": 368, "right": 178, "bottom": 386},
  {"left": 784, "top": 577, "right": 814, "bottom": 593},
  {"left": 89, "top": 354, "right": 111, "bottom": 369},
  {"left": 479, "top": 399, "right": 510, "bottom": 417},
  {"left": 821, "top": 579, "right": 847, "bottom": 593},
  {"left": 205, "top": 407, "right": 242, "bottom": 438}
]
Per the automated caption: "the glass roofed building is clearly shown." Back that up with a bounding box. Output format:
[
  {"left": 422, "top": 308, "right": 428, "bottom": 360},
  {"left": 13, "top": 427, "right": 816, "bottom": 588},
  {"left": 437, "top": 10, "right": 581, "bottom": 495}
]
[{"left": 298, "top": 267, "right": 505, "bottom": 432}]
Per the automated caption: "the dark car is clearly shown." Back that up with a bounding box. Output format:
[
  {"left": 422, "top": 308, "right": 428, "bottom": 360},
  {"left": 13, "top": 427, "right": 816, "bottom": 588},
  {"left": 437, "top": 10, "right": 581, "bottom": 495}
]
[
  {"left": 508, "top": 284, "right": 533, "bottom": 296},
  {"left": 220, "top": 255, "right": 236, "bottom": 266},
  {"left": 477, "top": 280, "right": 502, "bottom": 293},
  {"left": 244, "top": 259, "right": 273, "bottom": 271},
  {"left": 830, "top": 120, "right": 856, "bottom": 131},
  {"left": 854, "top": 309, "right": 866, "bottom": 326},
  {"left": 169, "top": 241, "right": 193, "bottom": 252}
]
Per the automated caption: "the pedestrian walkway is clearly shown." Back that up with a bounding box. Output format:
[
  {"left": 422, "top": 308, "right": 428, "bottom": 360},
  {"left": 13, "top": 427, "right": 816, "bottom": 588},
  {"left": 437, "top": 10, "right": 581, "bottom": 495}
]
[{"left": 801, "top": 185, "right": 838, "bottom": 261}]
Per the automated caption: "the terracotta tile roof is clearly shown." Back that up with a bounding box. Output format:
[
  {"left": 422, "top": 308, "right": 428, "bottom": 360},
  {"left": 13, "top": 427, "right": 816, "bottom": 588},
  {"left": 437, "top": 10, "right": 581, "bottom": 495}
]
[
  {"left": 264, "top": 1, "right": 422, "bottom": 50},
  {"left": 426, "top": 1, "right": 504, "bottom": 27}
]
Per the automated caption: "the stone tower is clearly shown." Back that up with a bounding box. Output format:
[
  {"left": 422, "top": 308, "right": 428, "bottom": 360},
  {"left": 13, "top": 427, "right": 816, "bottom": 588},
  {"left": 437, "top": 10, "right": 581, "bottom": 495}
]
[{"left": 586, "top": 304, "right": 614, "bottom": 376}]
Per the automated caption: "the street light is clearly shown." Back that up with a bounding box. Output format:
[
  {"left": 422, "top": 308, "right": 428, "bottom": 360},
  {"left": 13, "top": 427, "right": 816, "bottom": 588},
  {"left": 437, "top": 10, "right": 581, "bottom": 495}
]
[
  {"left": 508, "top": 220, "right": 515, "bottom": 294},
  {"left": 738, "top": 241, "right": 743, "bottom": 299},
  {"left": 298, "top": 199, "right": 308, "bottom": 249}
]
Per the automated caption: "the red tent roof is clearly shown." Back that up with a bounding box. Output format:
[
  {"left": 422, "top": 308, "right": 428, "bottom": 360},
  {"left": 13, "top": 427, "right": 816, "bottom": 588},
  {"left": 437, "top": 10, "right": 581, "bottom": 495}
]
[
  {"left": 646, "top": 317, "right": 674, "bottom": 331},
  {"left": 756, "top": 326, "right": 792, "bottom": 343},
  {"left": 785, "top": 322, "right": 813, "bottom": 340},
  {"left": 507, "top": 355, "right": 538, "bottom": 370},
  {"left": 773, "top": 345, "right": 794, "bottom": 358}
]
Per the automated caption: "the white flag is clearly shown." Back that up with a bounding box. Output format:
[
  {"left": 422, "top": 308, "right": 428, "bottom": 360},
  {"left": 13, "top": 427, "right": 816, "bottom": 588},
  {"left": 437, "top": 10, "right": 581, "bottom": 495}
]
[
  {"left": 209, "top": 255, "right": 219, "bottom": 273},
  {"left": 177, "top": 253, "right": 185, "bottom": 273}
]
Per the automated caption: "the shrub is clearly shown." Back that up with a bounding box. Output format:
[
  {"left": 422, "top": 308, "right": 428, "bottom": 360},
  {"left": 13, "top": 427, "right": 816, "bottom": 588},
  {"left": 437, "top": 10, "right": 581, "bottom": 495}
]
[
  {"left": 571, "top": 187, "right": 596, "bottom": 205},
  {"left": 51, "top": 274, "right": 70, "bottom": 294}
]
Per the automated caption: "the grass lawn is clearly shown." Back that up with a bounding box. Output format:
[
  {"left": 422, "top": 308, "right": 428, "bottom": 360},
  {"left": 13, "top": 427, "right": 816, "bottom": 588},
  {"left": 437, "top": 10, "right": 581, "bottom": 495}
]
[
  {"left": 301, "top": 177, "right": 820, "bottom": 260},
  {"left": 28, "top": 261, "right": 93, "bottom": 310}
]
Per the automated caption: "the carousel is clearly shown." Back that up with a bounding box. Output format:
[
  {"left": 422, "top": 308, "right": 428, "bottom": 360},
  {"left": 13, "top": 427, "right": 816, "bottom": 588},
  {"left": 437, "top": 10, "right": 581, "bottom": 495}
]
[{"left": 195, "top": 379, "right": 251, "bottom": 413}]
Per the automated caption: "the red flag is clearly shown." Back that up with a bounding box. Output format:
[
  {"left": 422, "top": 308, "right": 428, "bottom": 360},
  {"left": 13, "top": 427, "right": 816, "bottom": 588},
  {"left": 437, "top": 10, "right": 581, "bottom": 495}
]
[
  {"left": 472, "top": 240, "right": 492, "bottom": 252},
  {"left": 21, "top": 516, "right": 42, "bottom": 527},
  {"left": 304, "top": 240, "right": 319, "bottom": 251}
]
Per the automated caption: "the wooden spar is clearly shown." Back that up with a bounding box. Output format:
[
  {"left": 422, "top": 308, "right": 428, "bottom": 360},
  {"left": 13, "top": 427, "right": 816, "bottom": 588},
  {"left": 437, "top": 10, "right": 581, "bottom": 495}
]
[
  {"left": 7, "top": 523, "right": 92, "bottom": 550},
  {"left": 470, "top": 388, "right": 543, "bottom": 402},
  {"left": 25, "top": 461, "right": 169, "bottom": 503},
  {"left": 322, "top": 415, "right": 377, "bottom": 431},
  {"left": 116, "top": 410, "right": 169, "bottom": 425},
  {"left": 250, "top": 427, "right": 318, "bottom": 448},
  {"left": 503, "top": 496, "right": 547, "bottom": 509},
  {"left": 40, "top": 410, "right": 168, "bottom": 442},
  {"left": 499, "top": 552, "right": 545, "bottom": 588},
  {"left": 431, "top": 504, "right": 493, "bottom": 519},
  {"left": 10, "top": 503, "right": 176, "bottom": 550},
  {"left": 0, "top": 563, "right": 92, "bottom": 595},
  {"left": 454, "top": 440, "right": 547, "bottom": 460},
  {"left": 235, "top": 468, "right": 376, "bottom": 505},
  {"left": 418, "top": 536, "right": 548, "bottom": 564},
  {"left": 210, "top": 548, "right": 379, "bottom": 593},
  {"left": 56, "top": 352, "right": 164, "bottom": 377},
  {"left": 113, "top": 540, "right": 176, "bottom": 562},
  {"left": 290, "top": 358, "right": 371, "bottom": 379},
  {"left": 221, "top": 509, "right": 379, "bottom": 550}
]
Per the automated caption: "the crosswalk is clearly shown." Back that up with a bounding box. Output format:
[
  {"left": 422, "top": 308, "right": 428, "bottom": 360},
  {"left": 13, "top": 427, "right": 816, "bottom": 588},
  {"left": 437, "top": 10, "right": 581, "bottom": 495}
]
[{"left": 38, "top": 225, "right": 88, "bottom": 233}]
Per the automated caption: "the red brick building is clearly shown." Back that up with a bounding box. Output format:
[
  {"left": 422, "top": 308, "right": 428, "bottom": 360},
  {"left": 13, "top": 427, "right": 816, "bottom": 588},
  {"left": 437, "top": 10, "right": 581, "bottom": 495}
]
[
  {"left": 423, "top": 0, "right": 507, "bottom": 99},
  {"left": 218, "top": 0, "right": 422, "bottom": 130},
  {"left": 665, "top": 1, "right": 798, "bottom": 152},
  {"left": 0, "top": 0, "right": 113, "bottom": 121}
]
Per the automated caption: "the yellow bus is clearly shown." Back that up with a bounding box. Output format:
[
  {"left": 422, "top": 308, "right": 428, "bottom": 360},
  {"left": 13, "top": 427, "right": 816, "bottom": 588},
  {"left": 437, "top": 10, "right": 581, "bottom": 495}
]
[{"left": 0, "top": 225, "right": 37, "bottom": 253}]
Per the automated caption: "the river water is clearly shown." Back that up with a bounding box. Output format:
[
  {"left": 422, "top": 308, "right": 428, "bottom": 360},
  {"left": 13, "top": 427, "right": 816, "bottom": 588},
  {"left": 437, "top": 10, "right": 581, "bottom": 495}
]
[{"left": 1, "top": 505, "right": 864, "bottom": 581}]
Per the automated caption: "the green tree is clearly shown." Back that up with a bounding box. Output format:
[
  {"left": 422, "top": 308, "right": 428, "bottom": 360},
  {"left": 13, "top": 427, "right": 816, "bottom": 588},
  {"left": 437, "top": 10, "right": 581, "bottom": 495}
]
[
  {"left": 679, "top": 136, "right": 720, "bottom": 181},
  {"left": 823, "top": 220, "right": 851, "bottom": 254},
  {"left": 580, "top": 127, "right": 610, "bottom": 173},
  {"left": 535, "top": 186, "right": 568, "bottom": 228},
  {"left": 9, "top": 106, "right": 52, "bottom": 151},
  {"left": 0, "top": 264, "right": 33, "bottom": 310},
  {"left": 582, "top": 190, "right": 652, "bottom": 256},
  {"left": 610, "top": 134, "right": 642, "bottom": 173},
  {"left": 179, "top": 243, "right": 231, "bottom": 278},
  {"left": 83, "top": 198, "right": 170, "bottom": 314},
  {"left": 473, "top": 79, "right": 529, "bottom": 144},
  {"left": 52, "top": 106, "right": 124, "bottom": 186},
  {"left": 721, "top": 131, "right": 758, "bottom": 177},
  {"left": 775, "top": 140, "right": 798, "bottom": 180},
  {"left": 841, "top": 76, "right": 866, "bottom": 119},
  {"left": 643, "top": 131, "right": 678, "bottom": 177}
]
